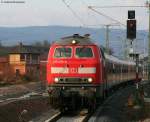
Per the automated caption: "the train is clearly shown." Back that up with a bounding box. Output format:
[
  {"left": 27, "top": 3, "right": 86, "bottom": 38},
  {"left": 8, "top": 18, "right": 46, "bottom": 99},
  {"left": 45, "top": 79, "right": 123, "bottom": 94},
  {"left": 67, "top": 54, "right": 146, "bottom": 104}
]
[{"left": 47, "top": 34, "right": 142, "bottom": 112}]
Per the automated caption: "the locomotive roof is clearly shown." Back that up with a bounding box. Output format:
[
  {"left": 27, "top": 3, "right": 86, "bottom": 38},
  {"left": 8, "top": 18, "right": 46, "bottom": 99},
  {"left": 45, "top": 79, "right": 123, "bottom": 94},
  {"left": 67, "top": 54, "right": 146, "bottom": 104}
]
[
  {"left": 53, "top": 34, "right": 95, "bottom": 45},
  {"left": 105, "top": 53, "right": 136, "bottom": 65}
]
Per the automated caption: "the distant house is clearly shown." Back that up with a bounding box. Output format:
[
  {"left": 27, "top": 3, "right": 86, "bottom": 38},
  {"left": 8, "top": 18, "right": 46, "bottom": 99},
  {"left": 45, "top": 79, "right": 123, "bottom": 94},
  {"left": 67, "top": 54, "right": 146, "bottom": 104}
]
[
  {"left": 0, "top": 43, "right": 49, "bottom": 82},
  {"left": 9, "top": 43, "right": 40, "bottom": 80}
]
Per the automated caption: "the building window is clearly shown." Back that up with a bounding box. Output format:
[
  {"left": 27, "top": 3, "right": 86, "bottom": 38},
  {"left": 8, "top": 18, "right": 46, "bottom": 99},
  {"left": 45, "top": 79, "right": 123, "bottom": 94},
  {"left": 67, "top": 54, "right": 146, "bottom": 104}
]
[{"left": 20, "top": 54, "right": 25, "bottom": 61}]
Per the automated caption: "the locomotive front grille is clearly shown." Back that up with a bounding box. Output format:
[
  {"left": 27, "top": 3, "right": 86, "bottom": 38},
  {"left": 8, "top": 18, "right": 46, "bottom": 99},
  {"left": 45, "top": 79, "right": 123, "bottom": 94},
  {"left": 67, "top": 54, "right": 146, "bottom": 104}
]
[{"left": 56, "top": 77, "right": 89, "bottom": 83}]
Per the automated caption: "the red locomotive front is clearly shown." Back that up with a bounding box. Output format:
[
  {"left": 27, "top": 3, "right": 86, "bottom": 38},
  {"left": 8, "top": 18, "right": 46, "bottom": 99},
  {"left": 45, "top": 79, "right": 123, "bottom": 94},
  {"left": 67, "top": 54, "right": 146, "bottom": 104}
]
[
  {"left": 47, "top": 35, "right": 104, "bottom": 86},
  {"left": 47, "top": 34, "right": 104, "bottom": 111}
]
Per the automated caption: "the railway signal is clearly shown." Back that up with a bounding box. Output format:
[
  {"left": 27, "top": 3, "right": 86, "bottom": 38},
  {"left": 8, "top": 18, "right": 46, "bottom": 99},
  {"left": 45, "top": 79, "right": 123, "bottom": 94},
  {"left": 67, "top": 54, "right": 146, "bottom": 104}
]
[
  {"left": 128, "top": 10, "right": 135, "bottom": 19},
  {"left": 127, "top": 19, "right": 136, "bottom": 39}
]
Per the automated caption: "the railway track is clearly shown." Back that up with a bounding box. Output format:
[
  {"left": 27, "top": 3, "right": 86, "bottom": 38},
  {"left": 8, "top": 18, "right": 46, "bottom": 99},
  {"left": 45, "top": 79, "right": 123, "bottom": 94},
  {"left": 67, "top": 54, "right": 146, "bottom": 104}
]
[
  {"left": 0, "top": 91, "right": 48, "bottom": 104},
  {"left": 88, "top": 84, "right": 138, "bottom": 122},
  {"left": 0, "top": 91, "right": 51, "bottom": 122},
  {"left": 45, "top": 109, "right": 92, "bottom": 122},
  {"left": 44, "top": 84, "right": 138, "bottom": 122}
]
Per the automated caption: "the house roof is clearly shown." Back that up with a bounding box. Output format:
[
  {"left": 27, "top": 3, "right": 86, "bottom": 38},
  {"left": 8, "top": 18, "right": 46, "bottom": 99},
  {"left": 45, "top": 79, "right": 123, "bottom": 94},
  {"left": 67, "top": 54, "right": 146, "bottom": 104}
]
[
  {"left": 0, "top": 47, "right": 12, "bottom": 56},
  {"left": 10, "top": 43, "right": 41, "bottom": 54},
  {"left": 0, "top": 43, "right": 49, "bottom": 57}
]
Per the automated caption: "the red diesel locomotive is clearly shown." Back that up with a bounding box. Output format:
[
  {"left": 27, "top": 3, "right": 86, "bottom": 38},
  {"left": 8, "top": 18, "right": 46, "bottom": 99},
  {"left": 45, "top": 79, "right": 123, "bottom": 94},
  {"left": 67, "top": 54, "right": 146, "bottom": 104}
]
[{"left": 47, "top": 34, "right": 140, "bottom": 111}]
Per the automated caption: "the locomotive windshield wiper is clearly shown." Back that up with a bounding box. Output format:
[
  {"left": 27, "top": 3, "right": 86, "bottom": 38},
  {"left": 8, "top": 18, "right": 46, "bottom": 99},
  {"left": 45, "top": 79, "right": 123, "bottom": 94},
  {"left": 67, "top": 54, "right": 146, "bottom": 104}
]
[
  {"left": 62, "top": 46, "right": 71, "bottom": 58},
  {"left": 62, "top": 46, "right": 69, "bottom": 73},
  {"left": 62, "top": 46, "right": 67, "bottom": 57}
]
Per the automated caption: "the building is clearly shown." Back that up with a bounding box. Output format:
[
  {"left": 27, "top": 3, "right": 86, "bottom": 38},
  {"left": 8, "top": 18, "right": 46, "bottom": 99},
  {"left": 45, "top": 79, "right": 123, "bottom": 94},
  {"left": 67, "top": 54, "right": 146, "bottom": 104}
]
[
  {"left": 9, "top": 43, "right": 41, "bottom": 80},
  {"left": 0, "top": 43, "right": 49, "bottom": 82}
]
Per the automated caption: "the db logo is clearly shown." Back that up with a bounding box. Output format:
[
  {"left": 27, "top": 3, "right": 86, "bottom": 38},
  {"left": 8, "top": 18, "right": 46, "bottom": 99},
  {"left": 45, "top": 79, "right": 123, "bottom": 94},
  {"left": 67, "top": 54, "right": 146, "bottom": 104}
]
[{"left": 69, "top": 68, "right": 78, "bottom": 73}]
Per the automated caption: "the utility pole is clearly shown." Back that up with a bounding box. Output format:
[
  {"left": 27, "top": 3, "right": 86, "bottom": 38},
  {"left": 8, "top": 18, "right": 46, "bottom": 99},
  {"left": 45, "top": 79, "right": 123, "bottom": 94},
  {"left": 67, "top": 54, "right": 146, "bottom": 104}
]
[
  {"left": 88, "top": 6, "right": 121, "bottom": 55},
  {"left": 106, "top": 25, "right": 110, "bottom": 54},
  {"left": 148, "top": 2, "right": 150, "bottom": 82},
  {"left": 117, "top": 36, "right": 127, "bottom": 59},
  {"left": 0, "top": 40, "right": 2, "bottom": 47},
  {"left": 124, "top": 39, "right": 127, "bottom": 59},
  {"left": 105, "top": 24, "right": 119, "bottom": 55},
  {"left": 146, "top": 1, "right": 150, "bottom": 82}
]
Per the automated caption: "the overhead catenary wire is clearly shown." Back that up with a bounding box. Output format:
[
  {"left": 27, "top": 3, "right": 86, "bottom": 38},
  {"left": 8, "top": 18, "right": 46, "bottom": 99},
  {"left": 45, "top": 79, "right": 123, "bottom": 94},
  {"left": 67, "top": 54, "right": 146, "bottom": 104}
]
[
  {"left": 89, "top": 5, "right": 146, "bottom": 8},
  {"left": 88, "top": 6, "right": 126, "bottom": 27},
  {"left": 62, "top": 0, "right": 86, "bottom": 27},
  {"left": 87, "top": 5, "right": 126, "bottom": 55},
  {"left": 62, "top": 0, "right": 126, "bottom": 28},
  {"left": 62, "top": 0, "right": 120, "bottom": 28},
  {"left": 88, "top": 5, "right": 148, "bottom": 46},
  {"left": 80, "top": 0, "right": 125, "bottom": 40},
  {"left": 100, "top": 5, "right": 146, "bottom": 56},
  {"left": 61, "top": 1, "right": 148, "bottom": 57},
  {"left": 88, "top": 5, "right": 148, "bottom": 37}
]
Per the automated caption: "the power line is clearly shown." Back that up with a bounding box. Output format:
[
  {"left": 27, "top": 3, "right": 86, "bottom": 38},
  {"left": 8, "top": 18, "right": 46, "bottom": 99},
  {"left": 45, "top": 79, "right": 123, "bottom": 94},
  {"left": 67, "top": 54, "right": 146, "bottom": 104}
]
[
  {"left": 88, "top": 5, "right": 147, "bottom": 33},
  {"left": 84, "top": 4, "right": 126, "bottom": 55},
  {"left": 88, "top": 6, "right": 126, "bottom": 27},
  {"left": 62, "top": 0, "right": 86, "bottom": 27},
  {"left": 87, "top": 5, "right": 148, "bottom": 39},
  {"left": 89, "top": 5, "right": 146, "bottom": 8}
]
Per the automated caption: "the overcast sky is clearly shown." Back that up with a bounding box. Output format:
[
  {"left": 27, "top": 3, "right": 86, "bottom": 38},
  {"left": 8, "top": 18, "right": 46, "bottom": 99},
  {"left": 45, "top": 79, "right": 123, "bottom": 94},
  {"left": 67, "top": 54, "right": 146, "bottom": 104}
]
[{"left": 0, "top": 0, "right": 148, "bottom": 30}]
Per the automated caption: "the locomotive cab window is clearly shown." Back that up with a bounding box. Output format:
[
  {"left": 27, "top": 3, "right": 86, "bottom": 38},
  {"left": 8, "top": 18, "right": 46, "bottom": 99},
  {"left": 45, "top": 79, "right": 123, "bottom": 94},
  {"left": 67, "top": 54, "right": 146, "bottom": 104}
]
[
  {"left": 54, "top": 47, "right": 72, "bottom": 58},
  {"left": 75, "top": 47, "right": 93, "bottom": 58}
]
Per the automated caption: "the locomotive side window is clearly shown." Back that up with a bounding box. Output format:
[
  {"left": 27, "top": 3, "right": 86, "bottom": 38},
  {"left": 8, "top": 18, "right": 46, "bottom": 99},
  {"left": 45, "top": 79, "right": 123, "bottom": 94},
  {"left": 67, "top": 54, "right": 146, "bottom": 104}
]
[
  {"left": 75, "top": 47, "right": 93, "bottom": 58},
  {"left": 54, "top": 47, "right": 72, "bottom": 58}
]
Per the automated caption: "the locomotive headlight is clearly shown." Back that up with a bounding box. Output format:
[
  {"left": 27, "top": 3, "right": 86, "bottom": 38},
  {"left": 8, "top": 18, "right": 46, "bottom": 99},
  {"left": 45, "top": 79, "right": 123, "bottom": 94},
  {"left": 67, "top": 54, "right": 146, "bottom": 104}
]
[
  {"left": 54, "top": 78, "right": 59, "bottom": 83},
  {"left": 72, "top": 40, "right": 76, "bottom": 44},
  {"left": 88, "top": 78, "right": 93, "bottom": 83}
]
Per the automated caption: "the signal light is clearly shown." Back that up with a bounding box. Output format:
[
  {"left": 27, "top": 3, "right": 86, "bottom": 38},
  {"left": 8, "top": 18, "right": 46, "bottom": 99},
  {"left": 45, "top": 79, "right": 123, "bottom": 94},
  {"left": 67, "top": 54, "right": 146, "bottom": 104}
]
[
  {"left": 128, "top": 10, "right": 135, "bottom": 19},
  {"left": 127, "top": 19, "right": 136, "bottom": 39}
]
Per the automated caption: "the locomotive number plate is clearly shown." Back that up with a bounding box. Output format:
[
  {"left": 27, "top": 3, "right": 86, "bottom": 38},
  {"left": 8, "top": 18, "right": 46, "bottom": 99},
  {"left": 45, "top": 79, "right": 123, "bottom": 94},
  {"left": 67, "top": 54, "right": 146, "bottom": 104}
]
[{"left": 69, "top": 68, "right": 78, "bottom": 73}]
